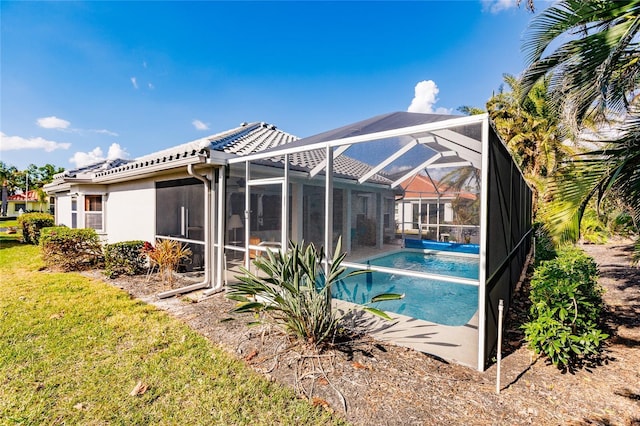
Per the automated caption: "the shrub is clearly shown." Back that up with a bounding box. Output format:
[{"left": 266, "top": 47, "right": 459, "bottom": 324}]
[
  {"left": 40, "top": 227, "right": 103, "bottom": 271},
  {"left": 523, "top": 247, "right": 609, "bottom": 368},
  {"left": 227, "top": 238, "right": 402, "bottom": 348},
  {"left": 608, "top": 210, "right": 636, "bottom": 237},
  {"left": 580, "top": 208, "right": 608, "bottom": 244},
  {"left": 533, "top": 222, "right": 556, "bottom": 266},
  {"left": 17, "top": 212, "right": 55, "bottom": 244},
  {"left": 145, "top": 239, "right": 192, "bottom": 287},
  {"left": 104, "top": 240, "right": 147, "bottom": 278}
]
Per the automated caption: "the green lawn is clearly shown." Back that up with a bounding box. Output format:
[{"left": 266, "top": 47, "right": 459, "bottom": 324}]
[
  {"left": 0, "top": 219, "right": 19, "bottom": 228},
  {"left": 0, "top": 236, "right": 344, "bottom": 425}
]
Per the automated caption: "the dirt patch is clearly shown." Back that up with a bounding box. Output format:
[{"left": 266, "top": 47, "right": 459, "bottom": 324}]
[{"left": 87, "top": 239, "right": 640, "bottom": 425}]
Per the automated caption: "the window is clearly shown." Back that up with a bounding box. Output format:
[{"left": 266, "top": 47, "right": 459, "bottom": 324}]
[
  {"left": 84, "top": 195, "right": 103, "bottom": 231},
  {"left": 71, "top": 196, "right": 77, "bottom": 228}
]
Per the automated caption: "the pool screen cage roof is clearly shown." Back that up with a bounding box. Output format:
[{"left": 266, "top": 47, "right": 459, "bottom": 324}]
[{"left": 227, "top": 111, "right": 532, "bottom": 371}]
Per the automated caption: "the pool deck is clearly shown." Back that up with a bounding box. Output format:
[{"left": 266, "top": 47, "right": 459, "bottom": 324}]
[{"left": 336, "top": 300, "right": 479, "bottom": 369}]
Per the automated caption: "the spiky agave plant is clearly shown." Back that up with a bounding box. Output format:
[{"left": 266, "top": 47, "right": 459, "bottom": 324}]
[{"left": 227, "top": 237, "right": 402, "bottom": 348}]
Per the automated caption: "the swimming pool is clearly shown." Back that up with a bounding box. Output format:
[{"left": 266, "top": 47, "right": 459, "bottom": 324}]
[{"left": 333, "top": 252, "right": 479, "bottom": 326}]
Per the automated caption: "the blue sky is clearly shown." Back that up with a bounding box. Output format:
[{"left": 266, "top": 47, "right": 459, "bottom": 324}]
[{"left": 1, "top": 1, "right": 541, "bottom": 171}]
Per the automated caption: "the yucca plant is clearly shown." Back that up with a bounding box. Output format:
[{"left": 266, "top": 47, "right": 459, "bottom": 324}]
[
  {"left": 146, "top": 239, "right": 192, "bottom": 287},
  {"left": 227, "top": 238, "right": 403, "bottom": 348}
]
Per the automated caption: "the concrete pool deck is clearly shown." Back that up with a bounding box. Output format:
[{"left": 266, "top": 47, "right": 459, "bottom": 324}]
[{"left": 336, "top": 299, "right": 479, "bottom": 369}]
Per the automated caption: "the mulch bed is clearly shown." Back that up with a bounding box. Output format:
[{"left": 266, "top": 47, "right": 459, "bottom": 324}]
[{"left": 87, "top": 239, "right": 640, "bottom": 425}]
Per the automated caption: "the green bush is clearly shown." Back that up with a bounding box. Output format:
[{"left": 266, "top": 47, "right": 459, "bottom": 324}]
[
  {"left": 608, "top": 210, "right": 637, "bottom": 237},
  {"left": 104, "top": 240, "right": 147, "bottom": 278},
  {"left": 17, "top": 212, "right": 55, "bottom": 244},
  {"left": 40, "top": 227, "right": 103, "bottom": 271},
  {"left": 523, "top": 247, "right": 609, "bottom": 368},
  {"left": 533, "top": 222, "right": 557, "bottom": 266},
  {"left": 580, "top": 208, "right": 608, "bottom": 244},
  {"left": 227, "top": 238, "right": 402, "bottom": 348}
]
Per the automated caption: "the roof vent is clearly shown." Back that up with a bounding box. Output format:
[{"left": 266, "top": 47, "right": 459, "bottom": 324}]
[
  {"left": 240, "top": 122, "right": 247, "bottom": 127},
  {"left": 260, "top": 122, "right": 267, "bottom": 128},
  {"left": 269, "top": 124, "right": 276, "bottom": 130}
]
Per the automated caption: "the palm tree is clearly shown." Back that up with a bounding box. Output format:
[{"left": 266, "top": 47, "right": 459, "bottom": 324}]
[
  {"left": 521, "top": 0, "right": 640, "bottom": 128},
  {"left": 541, "top": 111, "right": 640, "bottom": 245},
  {"left": 487, "top": 74, "right": 572, "bottom": 211},
  {"left": 520, "top": 1, "right": 640, "bottom": 255}
]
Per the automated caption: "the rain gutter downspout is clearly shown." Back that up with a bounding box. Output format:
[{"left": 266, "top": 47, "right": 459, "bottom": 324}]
[
  {"left": 157, "top": 163, "right": 212, "bottom": 298},
  {"left": 203, "top": 165, "right": 226, "bottom": 296}
]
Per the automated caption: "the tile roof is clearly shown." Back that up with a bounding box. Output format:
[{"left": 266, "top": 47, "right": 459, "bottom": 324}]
[
  {"left": 262, "top": 150, "right": 393, "bottom": 185},
  {"left": 7, "top": 190, "right": 41, "bottom": 201},
  {"left": 400, "top": 174, "right": 477, "bottom": 200},
  {"left": 46, "top": 122, "right": 297, "bottom": 186},
  {"left": 48, "top": 120, "right": 393, "bottom": 186}
]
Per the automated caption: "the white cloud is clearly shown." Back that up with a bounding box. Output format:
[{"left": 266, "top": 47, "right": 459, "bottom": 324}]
[
  {"left": 93, "top": 129, "right": 119, "bottom": 137},
  {"left": 407, "top": 80, "right": 452, "bottom": 114},
  {"left": 481, "top": 0, "right": 518, "bottom": 13},
  {"left": 69, "top": 143, "right": 130, "bottom": 168},
  {"left": 0, "top": 132, "right": 71, "bottom": 152},
  {"left": 107, "top": 143, "right": 129, "bottom": 159},
  {"left": 192, "top": 119, "right": 210, "bottom": 131},
  {"left": 131, "top": 77, "right": 138, "bottom": 89},
  {"left": 69, "top": 147, "right": 104, "bottom": 167},
  {"left": 36, "top": 116, "right": 71, "bottom": 129}
]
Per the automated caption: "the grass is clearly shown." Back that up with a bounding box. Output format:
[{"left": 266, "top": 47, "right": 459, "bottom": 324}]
[
  {"left": 0, "top": 235, "right": 345, "bottom": 425},
  {"left": 0, "top": 219, "right": 19, "bottom": 228}
]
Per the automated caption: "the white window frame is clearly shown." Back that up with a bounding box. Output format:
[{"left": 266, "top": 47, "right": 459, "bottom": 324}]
[
  {"left": 71, "top": 195, "right": 78, "bottom": 229},
  {"left": 83, "top": 194, "right": 105, "bottom": 232}
]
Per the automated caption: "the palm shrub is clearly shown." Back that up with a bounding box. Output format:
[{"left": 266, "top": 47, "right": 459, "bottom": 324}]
[
  {"left": 523, "top": 247, "right": 608, "bottom": 368},
  {"left": 145, "top": 239, "right": 192, "bottom": 287},
  {"left": 227, "top": 238, "right": 402, "bottom": 348}
]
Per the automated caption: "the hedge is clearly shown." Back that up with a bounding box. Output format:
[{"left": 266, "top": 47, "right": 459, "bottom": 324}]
[
  {"left": 104, "top": 240, "right": 147, "bottom": 278},
  {"left": 40, "top": 227, "right": 103, "bottom": 271},
  {"left": 17, "top": 212, "right": 55, "bottom": 244}
]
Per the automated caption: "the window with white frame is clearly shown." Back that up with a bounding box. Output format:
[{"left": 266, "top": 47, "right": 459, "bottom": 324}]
[
  {"left": 71, "top": 196, "right": 78, "bottom": 228},
  {"left": 84, "top": 195, "right": 103, "bottom": 231}
]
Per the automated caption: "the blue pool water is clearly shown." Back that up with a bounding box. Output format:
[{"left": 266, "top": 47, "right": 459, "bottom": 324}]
[{"left": 333, "top": 252, "right": 479, "bottom": 326}]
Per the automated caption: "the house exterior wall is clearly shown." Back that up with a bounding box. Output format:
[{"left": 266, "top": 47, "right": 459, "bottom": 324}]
[
  {"left": 55, "top": 194, "right": 72, "bottom": 228},
  {"left": 104, "top": 179, "right": 156, "bottom": 244},
  {"left": 6, "top": 201, "right": 49, "bottom": 216}
]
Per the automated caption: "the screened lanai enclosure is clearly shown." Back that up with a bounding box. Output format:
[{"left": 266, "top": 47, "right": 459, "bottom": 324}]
[{"left": 222, "top": 112, "right": 532, "bottom": 371}]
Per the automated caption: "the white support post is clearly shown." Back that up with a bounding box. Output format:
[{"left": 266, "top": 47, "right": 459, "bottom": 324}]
[
  {"left": 324, "top": 145, "right": 334, "bottom": 274},
  {"left": 418, "top": 193, "right": 423, "bottom": 238},
  {"left": 496, "top": 299, "right": 504, "bottom": 394},
  {"left": 282, "top": 154, "right": 289, "bottom": 247},
  {"left": 477, "top": 116, "right": 490, "bottom": 371},
  {"left": 244, "top": 165, "right": 251, "bottom": 270},
  {"left": 376, "top": 192, "right": 383, "bottom": 248},
  {"left": 216, "top": 166, "right": 226, "bottom": 289}
]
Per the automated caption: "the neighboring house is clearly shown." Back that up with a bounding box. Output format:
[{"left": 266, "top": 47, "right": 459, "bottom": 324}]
[
  {"left": 396, "top": 174, "right": 479, "bottom": 243},
  {"left": 6, "top": 190, "right": 50, "bottom": 216}
]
